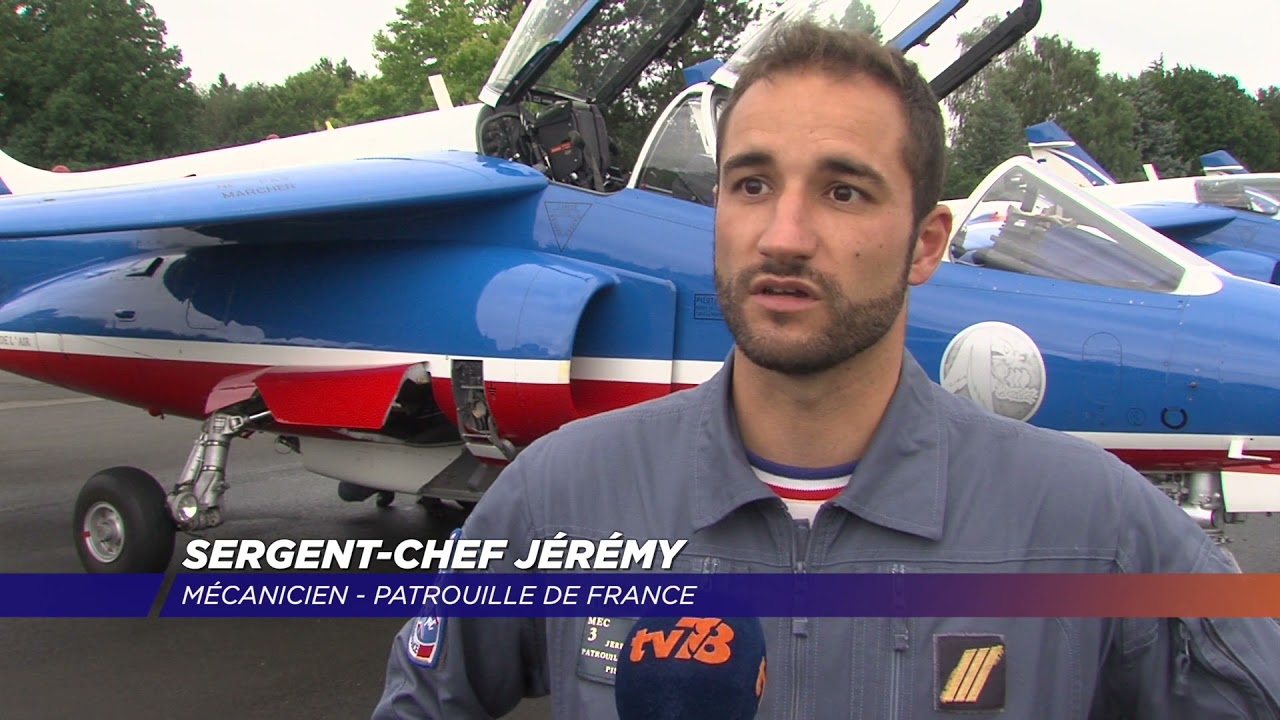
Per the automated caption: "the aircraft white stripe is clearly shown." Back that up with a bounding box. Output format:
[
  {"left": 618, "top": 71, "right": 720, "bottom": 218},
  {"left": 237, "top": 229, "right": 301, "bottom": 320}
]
[
  {"left": 8, "top": 334, "right": 1280, "bottom": 453},
  {"left": 1073, "top": 432, "right": 1280, "bottom": 451},
  {"left": 40, "top": 333, "right": 575, "bottom": 384},
  {"left": 570, "top": 357, "right": 670, "bottom": 383},
  {"left": 569, "top": 357, "right": 723, "bottom": 385},
  {"left": 5, "top": 333, "right": 724, "bottom": 385},
  {"left": 0, "top": 332, "right": 38, "bottom": 351},
  {"left": 38, "top": 333, "right": 431, "bottom": 366}
]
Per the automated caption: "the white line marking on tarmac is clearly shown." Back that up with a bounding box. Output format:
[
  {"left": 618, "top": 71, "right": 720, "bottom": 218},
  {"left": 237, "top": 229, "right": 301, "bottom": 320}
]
[{"left": 0, "top": 397, "right": 103, "bottom": 411}]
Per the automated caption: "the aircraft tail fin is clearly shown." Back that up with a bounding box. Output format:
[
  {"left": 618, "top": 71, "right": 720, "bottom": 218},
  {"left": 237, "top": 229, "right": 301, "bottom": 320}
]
[
  {"left": 1024, "top": 121, "right": 1117, "bottom": 189},
  {"left": 0, "top": 148, "right": 15, "bottom": 195},
  {"left": 1201, "top": 150, "right": 1249, "bottom": 176},
  {"left": 0, "top": 146, "right": 51, "bottom": 195}
]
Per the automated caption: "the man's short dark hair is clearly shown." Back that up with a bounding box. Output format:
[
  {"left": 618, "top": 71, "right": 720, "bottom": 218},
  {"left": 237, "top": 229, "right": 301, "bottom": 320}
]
[{"left": 716, "top": 22, "right": 947, "bottom": 227}]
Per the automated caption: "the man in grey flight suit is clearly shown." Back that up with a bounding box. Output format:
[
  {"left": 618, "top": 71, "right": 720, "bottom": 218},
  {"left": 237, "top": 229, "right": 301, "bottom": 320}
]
[{"left": 373, "top": 22, "right": 1280, "bottom": 719}]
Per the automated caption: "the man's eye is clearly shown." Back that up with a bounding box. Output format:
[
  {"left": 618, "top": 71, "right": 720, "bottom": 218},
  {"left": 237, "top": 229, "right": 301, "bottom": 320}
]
[
  {"left": 830, "top": 185, "right": 860, "bottom": 203},
  {"left": 738, "top": 178, "right": 767, "bottom": 195}
]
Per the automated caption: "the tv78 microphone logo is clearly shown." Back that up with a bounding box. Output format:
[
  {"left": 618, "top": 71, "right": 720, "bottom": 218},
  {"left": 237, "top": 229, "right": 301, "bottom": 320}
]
[{"left": 628, "top": 617, "right": 734, "bottom": 664}]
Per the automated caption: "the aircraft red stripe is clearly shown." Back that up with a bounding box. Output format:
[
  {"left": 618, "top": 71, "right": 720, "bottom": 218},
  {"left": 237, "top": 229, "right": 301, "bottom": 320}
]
[
  {"left": 569, "top": 378, "right": 683, "bottom": 417},
  {"left": 1108, "top": 450, "right": 1280, "bottom": 471},
  {"left": 0, "top": 349, "right": 47, "bottom": 384},
  {"left": 2, "top": 348, "right": 1278, "bottom": 469},
  {"left": 0, "top": 348, "right": 256, "bottom": 418}
]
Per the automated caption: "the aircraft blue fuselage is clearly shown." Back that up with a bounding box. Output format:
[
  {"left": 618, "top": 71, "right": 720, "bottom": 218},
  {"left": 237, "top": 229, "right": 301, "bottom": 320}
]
[
  {"left": 1125, "top": 203, "right": 1280, "bottom": 286},
  {"left": 1, "top": 152, "right": 1278, "bottom": 471}
]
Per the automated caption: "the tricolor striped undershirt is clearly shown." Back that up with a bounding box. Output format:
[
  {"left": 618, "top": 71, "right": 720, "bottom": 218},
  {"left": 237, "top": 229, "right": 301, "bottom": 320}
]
[{"left": 746, "top": 450, "right": 857, "bottom": 523}]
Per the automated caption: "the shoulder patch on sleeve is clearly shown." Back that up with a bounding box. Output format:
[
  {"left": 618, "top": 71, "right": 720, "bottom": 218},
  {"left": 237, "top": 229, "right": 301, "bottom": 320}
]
[
  {"left": 407, "top": 611, "right": 445, "bottom": 668},
  {"left": 935, "top": 634, "right": 1006, "bottom": 712},
  {"left": 405, "top": 528, "right": 461, "bottom": 668}
]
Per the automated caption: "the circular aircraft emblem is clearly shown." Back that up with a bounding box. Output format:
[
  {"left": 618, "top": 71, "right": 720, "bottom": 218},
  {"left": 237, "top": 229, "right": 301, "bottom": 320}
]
[{"left": 940, "top": 322, "right": 1046, "bottom": 422}]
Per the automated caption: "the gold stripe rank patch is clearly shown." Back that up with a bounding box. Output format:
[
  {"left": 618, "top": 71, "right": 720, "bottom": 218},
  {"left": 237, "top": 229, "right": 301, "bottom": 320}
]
[{"left": 935, "top": 634, "right": 1006, "bottom": 712}]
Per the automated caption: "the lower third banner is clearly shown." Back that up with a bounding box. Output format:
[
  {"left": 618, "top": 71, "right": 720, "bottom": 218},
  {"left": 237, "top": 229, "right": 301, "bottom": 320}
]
[{"left": 3, "top": 573, "right": 1280, "bottom": 618}]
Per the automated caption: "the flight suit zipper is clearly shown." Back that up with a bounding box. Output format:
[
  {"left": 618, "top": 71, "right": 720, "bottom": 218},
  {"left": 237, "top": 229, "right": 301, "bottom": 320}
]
[
  {"left": 791, "top": 519, "right": 811, "bottom": 720},
  {"left": 1173, "top": 621, "right": 1192, "bottom": 697},
  {"left": 888, "top": 563, "right": 908, "bottom": 720}
]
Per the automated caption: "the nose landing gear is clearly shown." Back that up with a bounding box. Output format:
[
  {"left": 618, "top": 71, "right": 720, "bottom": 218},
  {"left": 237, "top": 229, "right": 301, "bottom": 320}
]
[{"left": 71, "top": 409, "right": 271, "bottom": 574}]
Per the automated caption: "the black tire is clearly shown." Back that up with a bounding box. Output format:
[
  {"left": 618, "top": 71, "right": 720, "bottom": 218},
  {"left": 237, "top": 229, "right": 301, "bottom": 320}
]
[
  {"left": 73, "top": 466, "right": 176, "bottom": 574},
  {"left": 418, "top": 496, "right": 448, "bottom": 518},
  {"left": 376, "top": 491, "right": 395, "bottom": 507}
]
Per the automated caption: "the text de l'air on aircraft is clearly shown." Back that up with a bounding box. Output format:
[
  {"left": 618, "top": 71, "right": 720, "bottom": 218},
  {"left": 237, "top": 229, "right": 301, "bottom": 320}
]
[
  {"left": 1, "top": 0, "right": 1279, "bottom": 574},
  {"left": 1025, "top": 120, "right": 1280, "bottom": 285}
]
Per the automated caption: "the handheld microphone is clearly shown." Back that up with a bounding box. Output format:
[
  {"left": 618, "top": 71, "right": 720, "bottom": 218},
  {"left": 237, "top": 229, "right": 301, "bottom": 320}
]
[{"left": 614, "top": 615, "right": 767, "bottom": 720}]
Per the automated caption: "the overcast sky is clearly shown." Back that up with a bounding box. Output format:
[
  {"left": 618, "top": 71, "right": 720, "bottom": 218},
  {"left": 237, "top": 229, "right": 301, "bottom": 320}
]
[{"left": 146, "top": 0, "right": 1277, "bottom": 97}]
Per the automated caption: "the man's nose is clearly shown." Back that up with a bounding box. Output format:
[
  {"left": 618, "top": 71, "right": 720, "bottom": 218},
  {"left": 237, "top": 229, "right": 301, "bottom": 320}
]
[{"left": 757, "top": 189, "right": 817, "bottom": 259}]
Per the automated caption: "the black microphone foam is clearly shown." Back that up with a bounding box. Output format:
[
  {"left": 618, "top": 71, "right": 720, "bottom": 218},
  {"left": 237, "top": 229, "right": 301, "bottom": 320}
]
[{"left": 614, "top": 615, "right": 767, "bottom": 720}]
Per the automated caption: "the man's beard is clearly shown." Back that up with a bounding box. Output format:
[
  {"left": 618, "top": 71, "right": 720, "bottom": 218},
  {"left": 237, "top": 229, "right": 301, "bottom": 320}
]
[{"left": 715, "top": 252, "right": 911, "bottom": 376}]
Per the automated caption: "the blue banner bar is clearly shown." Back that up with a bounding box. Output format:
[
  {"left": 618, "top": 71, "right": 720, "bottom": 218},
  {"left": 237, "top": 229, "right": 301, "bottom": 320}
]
[
  {"left": 3, "top": 573, "right": 1276, "bottom": 618},
  {"left": 0, "top": 574, "right": 165, "bottom": 617}
]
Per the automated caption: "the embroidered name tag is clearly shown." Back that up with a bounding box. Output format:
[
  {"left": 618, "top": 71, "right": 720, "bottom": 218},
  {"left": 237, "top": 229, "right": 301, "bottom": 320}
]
[
  {"left": 935, "top": 634, "right": 1006, "bottom": 712},
  {"left": 575, "top": 616, "right": 636, "bottom": 686}
]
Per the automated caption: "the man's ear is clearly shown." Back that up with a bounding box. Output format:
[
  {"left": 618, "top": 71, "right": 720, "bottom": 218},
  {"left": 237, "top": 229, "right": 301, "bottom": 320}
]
[
  {"left": 907, "top": 203, "right": 953, "bottom": 286},
  {"left": 712, "top": 183, "right": 719, "bottom": 207}
]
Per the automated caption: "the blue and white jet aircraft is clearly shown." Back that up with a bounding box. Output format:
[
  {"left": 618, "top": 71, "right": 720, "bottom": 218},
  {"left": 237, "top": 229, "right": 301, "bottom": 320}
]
[
  {"left": 1026, "top": 120, "right": 1280, "bottom": 284},
  {"left": 1201, "top": 149, "right": 1252, "bottom": 177},
  {"left": 2, "top": 0, "right": 1279, "bottom": 573}
]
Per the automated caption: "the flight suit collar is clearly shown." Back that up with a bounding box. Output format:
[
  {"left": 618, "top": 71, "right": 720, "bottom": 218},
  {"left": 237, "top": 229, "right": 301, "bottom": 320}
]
[{"left": 692, "top": 348, "right": 948, "bottom": 541}]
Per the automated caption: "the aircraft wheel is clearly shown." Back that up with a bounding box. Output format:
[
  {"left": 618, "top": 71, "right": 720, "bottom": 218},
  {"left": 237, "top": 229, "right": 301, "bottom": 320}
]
[
  {"left": 418, "top": 497, "right": 448, "bottom": 518},
  {"left": 376, "top": 491, "right": 395, "bottom": 508},
  {"left": 73, "top": 466, "right": 176, "bottom": 574}
]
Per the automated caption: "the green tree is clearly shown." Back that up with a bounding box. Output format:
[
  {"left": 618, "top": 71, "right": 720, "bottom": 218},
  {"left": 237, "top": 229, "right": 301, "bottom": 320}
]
[
  {"left": 1121, "top": 59, "right": 1189, "bottom": 178},
  {"left": 1155, "top": 66, "right": 1280, "bottom": 172},
  {"left": 998, "top": 36, "right": 1138, "bottom": 180},
  {"left": 0, "top": 0, "right": 203, "bottom": 169},
  {"left": 1054, "top": 73, "right": 1140, "bottom": 181},
  {"left": 196, "top": 74, "right": 278, "bottom": 150},
  {"left": 944, "top": 16, "right": 1011, "bottom": 129},
  {"left": 943, "top": 17, "right": 1032, "bottom": 198},
  {"left": 1255, "top": 85, "right": 1280, "bottom": 171},
  {"left": 262, "top": 58, "right": 361, "bottom": 135},
  {"left": 337, "top": 0, "right": 517, "bottom": 122},
  {"left": 945, "top": 21, "right": 1139, "bottom": 184},
  {"left": 599, "top": 1, "right": 769, "bottom": 169},
  {"left": 193, "top": 59, "right": 361, "bottom": 151},
  {"left": 840, "top": 0, "right": 880, "bottom": 39},
  {"left": 943, "top": 91, "right": 1026, "bottom": 199},
  {"left": 336, "top": 74, "right": 412, "bottom": 125}
]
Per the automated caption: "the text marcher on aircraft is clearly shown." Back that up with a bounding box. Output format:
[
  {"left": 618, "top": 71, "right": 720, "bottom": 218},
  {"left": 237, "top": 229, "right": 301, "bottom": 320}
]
[{"left": 373, "top": 22, "right": 1280, "bottom": 719}]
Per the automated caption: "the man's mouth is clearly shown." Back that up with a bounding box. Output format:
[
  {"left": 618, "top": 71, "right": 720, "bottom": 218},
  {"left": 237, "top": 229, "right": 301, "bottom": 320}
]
[
  {"left": 749, "top": 277, "right": 820, "bottom": 310},
  {"left": 760, "top": 287, "right": 811, "bottom": 297},
  {"left": 751, "top": 276, "right": 818, "bottom": 297}
]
